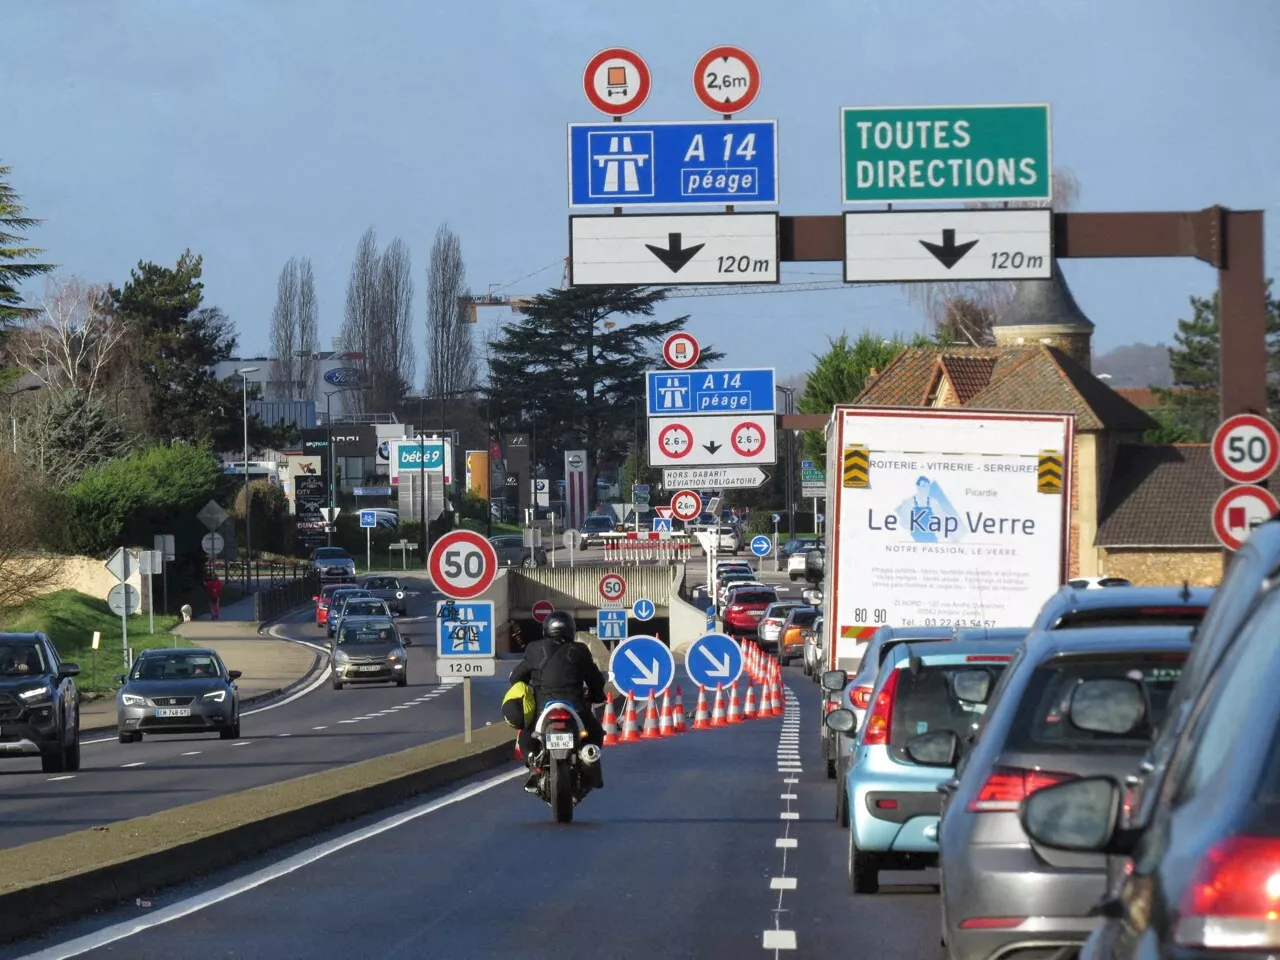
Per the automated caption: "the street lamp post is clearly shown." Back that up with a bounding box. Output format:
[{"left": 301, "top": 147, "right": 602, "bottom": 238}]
[
  {"left": 776, "top": 386, "right": 796, "bottom": 539},
  {"left": 237, "top": 368, "right": 260, "bottom": 588},
  {"left": 3, "top": 384, "right": 40, "bottom": 455}
]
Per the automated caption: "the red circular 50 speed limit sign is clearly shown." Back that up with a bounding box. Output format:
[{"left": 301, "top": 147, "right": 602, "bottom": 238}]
[
  {"left": 670, "top": 489, "right": 703, "bottom": 522},
  {"left": 598, "top": 573, "right": 627, "bottom": 603},
  {"left": 428, "top": 530, "right": 498, "bottom": 600},
  {"left": 1212, "top": 413, "right": 1280, "bottom": 484}
]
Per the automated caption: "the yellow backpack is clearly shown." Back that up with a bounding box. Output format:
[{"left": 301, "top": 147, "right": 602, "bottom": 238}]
[{"left": 502, "top": 681, "right": 536, "bottom": 729}]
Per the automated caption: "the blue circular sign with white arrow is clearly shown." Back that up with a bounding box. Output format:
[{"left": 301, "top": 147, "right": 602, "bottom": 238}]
[
  {"left": 685, "top": 632, "right": 743, "bottom": 690},
  {"left": 608, "top": 635, "right": 675, "bottom": 700},
  {"left": 632, "top": 598, "right": 656, "bottom": 622},
  {"left": 750, "top": 535, "right": 772, "bottom": 557}
]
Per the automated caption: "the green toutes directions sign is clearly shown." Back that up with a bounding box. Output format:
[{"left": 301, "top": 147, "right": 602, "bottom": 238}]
[{"left": 841, "top": 104, "right": 1051, "bottom": 204}]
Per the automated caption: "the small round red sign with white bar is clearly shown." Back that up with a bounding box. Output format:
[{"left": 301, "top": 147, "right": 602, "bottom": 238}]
[
  {"left": 598, "top": 573, "right": 627, "bottom": 603},
  {"left": 662, "top": 332, "right": 700, "bottom": 370},
  {"left": 693, "top": 45, "right": 761, "bottom": 115},
  {"left": 583, "top": 48, "right": 651, "bottom": 117},
  {"left": 1212, "top": 413, "right": 1280, "bottom": 484},
  {"left": 670, "top": 490, "right": 703, "bottom": 522},
  {"left": 531, "top": 599, "right": 555, "bottom": 624},
  {"left": 1212, "top": 485, "right": 1279, "bottom": 551}
]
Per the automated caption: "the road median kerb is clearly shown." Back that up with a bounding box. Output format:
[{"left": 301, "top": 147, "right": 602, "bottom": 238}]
[{"left": 0, "top": 723, "right": 516, "bottom": 944}]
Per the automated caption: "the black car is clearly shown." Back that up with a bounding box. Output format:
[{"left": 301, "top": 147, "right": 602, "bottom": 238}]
[
  {"left": 360, "top": 575, "right": 409, "bottom": 616},
  {"left": 578, "top": 515, "right": 617, "bottom": 548},
  {"left": 0, "top": 632, "right": 81, "bottom": 773}
]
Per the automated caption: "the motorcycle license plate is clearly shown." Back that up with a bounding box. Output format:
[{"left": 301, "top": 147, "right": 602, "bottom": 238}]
[{"left": 545, "top": 733, "right": 575, "bottom": 750}]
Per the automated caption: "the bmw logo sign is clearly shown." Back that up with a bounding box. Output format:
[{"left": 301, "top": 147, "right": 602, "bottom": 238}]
[{"left": 377, "top": 440, "right": 390, "bottom": 462}]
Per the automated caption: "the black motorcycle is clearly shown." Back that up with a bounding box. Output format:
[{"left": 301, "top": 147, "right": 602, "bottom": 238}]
[{"left": 527, "top": 700, "right": 601, "bottom": 823}]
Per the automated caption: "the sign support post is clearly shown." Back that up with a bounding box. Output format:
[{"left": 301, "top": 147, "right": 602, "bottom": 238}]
[{"left": 464, "top": 677, "right": 473, "bottom": 744}]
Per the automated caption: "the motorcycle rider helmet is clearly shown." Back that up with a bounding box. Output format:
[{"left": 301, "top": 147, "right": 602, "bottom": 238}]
[{"left": 542, "top": 611, "right": 576, "bottom": 643}]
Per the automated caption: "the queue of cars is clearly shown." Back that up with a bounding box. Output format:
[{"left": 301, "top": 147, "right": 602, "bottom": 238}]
[{"left": 812, "top": 558, "right": 1256, "bottom": 960}]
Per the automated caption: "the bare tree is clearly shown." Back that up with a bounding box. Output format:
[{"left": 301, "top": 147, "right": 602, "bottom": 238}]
[
  {"left": 425, "top": 224, "right": 478, "bottom": 396},
  {"left": 340, "top": 228, "right": 380, "bottom": 415},
  {"left": 0, "top": 454, "right": 63, "bottom": 615},
  {"left": 268, "top": 258, "right": 299, "bottom": 399},
  {"left": 371, "top": 237, "right": 415, "bottom": 412},
  {"left": 905, "top": 168, "right": 1082, "bottom": 337},
  {"left": 297, "top": 258, "right": 319, "bottom": 401},
  {"left": 12, "top": 276, "right": 124, "bottom": 403}
]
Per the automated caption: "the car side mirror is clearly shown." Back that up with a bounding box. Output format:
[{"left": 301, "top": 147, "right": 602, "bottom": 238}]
[
  {"left": 1020, "top": 776, "right": 1127, "bottom": 853},
  {"left": 1068, "top": 678, "right": 1146, "bottom": 735},
  {"left": 801, "top": 588, "right": 823, "bottom": 606},
  {"left": 904, "top": 729, "right": 960, "bottom": 767},
  {"left": 227, "top": 670, "right": 242, "bottom": 681},
  {"left": 825, "top": 708, "right": 857, "bottom": 734},
  {"left": 114, "top": 673, "right": 126, "bottom": 684},
  {"left": 402, "top": 637, "right": 413, "bottom": 646},
  {"left": 58, "top": 662, "right": 81, "bottom": 679},
  {"left": 821, "top": 669, "right": 848, "bottom": 692}
]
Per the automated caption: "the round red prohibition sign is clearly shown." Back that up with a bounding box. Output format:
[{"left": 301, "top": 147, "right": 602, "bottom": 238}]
[
  {"left": 598, "top": 573, "right": 627, "bottom": 603},
  {"left": 670, "top": 489, "right": 703, "bottom": 522},
  {"left": 428, "top": 529, "right": 498, "bottom": 600},
  {"left": 1212, "top": 485, "right": 1280, "bottom": 552},
  {"left": 658, "top": 422, "right": 694, "bottom": 460},
  {"left": 1212, "top": 413, "right": 1280, "bottom": 484},
  {"left": 693, "top": 45, "right": 761, "bottom": 115},
  {"left": 531, "top": 599, "right": 555, "bottom": 624},
  {"left": 730, "top": 421, "right": 766, "bottom": 458},
  {"left": 582, "top": 48, "right": 652, "bottom": 117},
  {"left": 662, "top": 331, "right": 700, "bottom": 370}
]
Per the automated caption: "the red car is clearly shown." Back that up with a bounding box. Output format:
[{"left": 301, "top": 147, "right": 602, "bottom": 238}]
[
  {"left": 722, "top": 586, "right": 778, "bottom": 639},
  {"left": 314, "top": 584, "right": 347, "bottom": 626}
]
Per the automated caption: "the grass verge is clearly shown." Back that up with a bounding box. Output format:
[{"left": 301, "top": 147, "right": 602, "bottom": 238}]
[{"left": 1, "top": 590, "right": 185, "bottom": 693}]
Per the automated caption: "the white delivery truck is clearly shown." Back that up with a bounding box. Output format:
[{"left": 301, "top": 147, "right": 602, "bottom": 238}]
[{"left": 821, "top": 405, "right": 1074, "bottom": 674}]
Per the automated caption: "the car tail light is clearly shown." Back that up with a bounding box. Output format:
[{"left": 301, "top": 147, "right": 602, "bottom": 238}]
[
  {"left": 824, "top": 700, "right": 839, "bottom": 714},
  {"left": 967, "top": 766, "right": 1076, "bottom": 813},
  {"left": 1174, "top": 836, "right": 1280, "bottom": 949},
  {"left": 959, "top": 917, "right": 1025, "bottom": 930},
  {"left": 850, "top": 685, "right": 873, "bottom": 710},
  {"left": 861, "top": 669, "right": 901, "bottom": 746}
]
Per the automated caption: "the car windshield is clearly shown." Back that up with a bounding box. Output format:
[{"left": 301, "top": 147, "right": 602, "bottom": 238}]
[
  {"left": 1008, "top": 653, "right": 1187, "bottom": 752},
  {"left": 339, "top": 624, "right": 396, "bottom": 645},
  {"left": 314, "top": 548, "right": 349, "bottom": 560},
  {"left": 342, "top": 600, "right": 385, "bottom": 618},
  {"left": 582, "top": 517, "right": 613, "bottom": 531},
  {"left": 1054, "top": 606, "right": 1207, "bottom": 628},
  {"left": 889, "top": 661, "right": 1011, "bottom": 763},
  {"left": 364, "top": 577, "right": 398, "bottom": 590},
  {"left": 0, "top": 641, "right": 46, "bottom": 676},
  {"left": 132, "top": 653, "right": 221, "bottom": 681},
  {"left": 731, "top": 590, "right": 777, "bottom": 605}
]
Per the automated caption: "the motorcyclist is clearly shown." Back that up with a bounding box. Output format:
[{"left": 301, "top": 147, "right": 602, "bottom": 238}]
[{"left": 509, "top": 610, "right": 607, "bottom": 792}]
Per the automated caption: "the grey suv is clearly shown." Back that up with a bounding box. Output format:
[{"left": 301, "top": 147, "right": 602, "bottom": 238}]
[{"left": 0, "top": 632, "right": 81, "bottom": 773}]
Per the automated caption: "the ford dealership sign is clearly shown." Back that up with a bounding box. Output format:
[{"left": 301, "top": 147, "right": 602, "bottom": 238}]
[{"left": 324, "top": 366, "right": 361, "bottom": 387}]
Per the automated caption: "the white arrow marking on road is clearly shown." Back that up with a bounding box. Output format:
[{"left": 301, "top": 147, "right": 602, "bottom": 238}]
[
  {"left": 698, "top": 646, "right": 732, "bottom": 677},
  {"left": 624, "top": 649, "right": 661, "bottom": 686}
]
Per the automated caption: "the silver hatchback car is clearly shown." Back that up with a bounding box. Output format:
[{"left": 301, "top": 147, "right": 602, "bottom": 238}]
[{"left": 938, "top": 625, "right": 1192, "bottom": 960}]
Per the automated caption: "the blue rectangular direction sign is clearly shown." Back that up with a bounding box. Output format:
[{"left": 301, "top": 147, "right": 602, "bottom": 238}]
[
  {"left": 568, "top": 120, "right": 779, "bottom": 208},
  {"left": 646, "top": 368, "right": 776, "bottom": 416}
]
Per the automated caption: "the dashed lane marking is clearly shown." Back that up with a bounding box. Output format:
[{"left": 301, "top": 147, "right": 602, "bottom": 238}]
[
  {"left": 47, "top": 775, "right": 75, "bottom": 782},
  {"left": 775, "top": 838, "right": 797, "bottom": 849},
  {"left": 780, "top": 812, "right": 799, "bottom": 820},
  {"left": 181, "top": 751, "right": 201, "bottom": 756},
  {"left": 121, "top": 762, "right": 146, "bottom": 768},
  {"left": 770, "top": 878, "right": 797, "bottom": 890},
  {"left": 762, "top": 930, "right": 796, "bottom": 950}
]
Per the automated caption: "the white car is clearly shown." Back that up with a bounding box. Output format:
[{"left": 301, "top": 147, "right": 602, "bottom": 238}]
[
  {"left": 699, "top": 525, "right": 742, "bottom": 556},
  {"left": 787, "top": 552, "right": 810, "bottom": 581}
]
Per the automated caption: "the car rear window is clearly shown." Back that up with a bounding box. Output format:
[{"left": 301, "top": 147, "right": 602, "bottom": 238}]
[
  {"left": 1053, "top": 606, "right": 1207, "bottom": 628},
  {"left": 789, "top": 609, "right": 819, "bottom": 629},
  {"left": 1006, "top": 653, "right": 1187, "bottom": 753},
  {"left": 732, "top": 591, "right": 777, "bottom": 605},
  {"left": 889, "top": 663, "right": 1009, "bottom": 762}
]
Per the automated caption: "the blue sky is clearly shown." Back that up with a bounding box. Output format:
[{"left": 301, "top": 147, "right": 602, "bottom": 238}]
[{"left": 5, "top": 0, "right": 1277, "bottom": 382}]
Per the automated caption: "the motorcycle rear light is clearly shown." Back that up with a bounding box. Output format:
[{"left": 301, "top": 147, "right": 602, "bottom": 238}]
[
  {"left": 959, "top": 917, "right": 1024, "bottom": 930},
  {"left": 861, "top": 669, "right": 900, "bottom": 746},
  {"left": 546, "top": 708, "right": 574, "bottom": 722},
  {"left": 967, "top": 766, "right": 1076, "bottom": 813},
  {"left": 1175, "top": 836, "right": 1280, "bottom": 949},
  {"left": 850, "top": 686, "right": 873, "bottom": 710}
]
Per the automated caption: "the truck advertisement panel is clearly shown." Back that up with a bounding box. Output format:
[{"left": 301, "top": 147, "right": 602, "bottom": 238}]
[{"left": 825, "top": 407, "right": 1073, "bottom": 669}]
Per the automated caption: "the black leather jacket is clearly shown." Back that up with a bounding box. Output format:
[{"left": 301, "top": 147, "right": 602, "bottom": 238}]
[{"left": 509, "top": 639, "right": 606, "bottom": 713}]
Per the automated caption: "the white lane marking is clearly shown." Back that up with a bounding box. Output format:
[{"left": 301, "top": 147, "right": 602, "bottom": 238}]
[
  {"left": 780, "top": 794, "right": 796, "bottom": 800},
  {"left": 770, "top": 877, "right": 797, "bottom": 890},
  {"left": 775, "top": 838, "right": 797, "bottom": 849},
  {"left": 312, "top": 726, "right": 327, "bottom": 731},
  {"left": 337, "top": 720, "right": 358, "bottom": 724},
  {"left": 780, "top": 812, "right": 799, "bottom": 820},
  {"left": 46, "top": 775, "right": 75, "bottom": 782},
  {"left": 233, "top": 741, "right": 251, "bottom": 747},
  {"left": 762, "top": 930, "right": 796, "bottom": 950},
  {"left": 181, "top": 751, "right": 201, "bottom": 757},
  {"left": 783, "top": 777, "right": 798, "bottom": 784},
  {"left": 276, "top": 733, "right": 292, "bottom": 738},
  {"left": 121, "top": 762, "right": 145, "bottom": 768},
  {"left": 11, "top": 767, "right": 523, "bottom": 960}
]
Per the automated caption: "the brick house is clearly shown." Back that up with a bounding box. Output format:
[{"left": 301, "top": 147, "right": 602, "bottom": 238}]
[{"left": 854, "top": 267, "right": 1223, "bottom": 585}]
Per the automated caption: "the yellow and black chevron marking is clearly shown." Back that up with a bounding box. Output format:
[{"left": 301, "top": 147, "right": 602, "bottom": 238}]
[
  {"left": 843, "top": 444, "right": 870, "bottom": 488},
  {"left": 1037, "top": 449, "right": 1064, "bottom": 494}
]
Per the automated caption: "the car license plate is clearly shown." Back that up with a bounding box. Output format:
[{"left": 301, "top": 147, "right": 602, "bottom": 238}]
[
  {"left": 750, "top": 611, "right": 763, "bottom": 618},
  {"left": 155, "top": 708, "right": 191, "bottom": 718},
  {"left": 357, "top": 665, "right": 382, "bottom": 672},
  {"left": 545, "top": 732, "right": 575, "bottom": 750}
]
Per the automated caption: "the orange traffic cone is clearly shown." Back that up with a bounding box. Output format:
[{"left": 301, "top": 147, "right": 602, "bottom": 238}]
[
  {"left": 691, "top": 685, "right": 711, "bottom": 729},
  {"left": 744, "top": 683, "right": 758, "bottom": 720},
  {"left": 620, "top": 691, "right": 642, "bottom": 742},
  {"left": 770, "top": 671, "right": 785, "bottom": 717},
  {"left": 602, "top": 694, "right": 620, "bottom": 746},
  {"left": 710, "top": 683, "right": 728, "bottom": 727},
  {"left": 641, "top": 695, "right": 662, "bottom": 739},
  {"left": 658, "top": 689, "right": 675, "bottom": 737},
  {"left": 672, "top": 685, "right": 688, "bottom": 733},
  {"left": 727, "top": 682, "right": 744, "bottom": 724}
]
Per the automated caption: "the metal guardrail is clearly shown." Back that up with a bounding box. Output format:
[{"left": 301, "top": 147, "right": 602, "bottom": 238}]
[
  {"left": 252, "top": 574, "right": 320, "bottom": 623},
  {"left": 508, "top": 565, "right": 680, "bottom": 610}
]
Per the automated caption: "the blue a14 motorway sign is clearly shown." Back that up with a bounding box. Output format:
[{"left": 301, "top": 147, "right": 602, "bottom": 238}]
[
  {"left": 647, "top": 368, "right": 776, "bottom": 416},
  {"left": 436, "top": 600, "right": 495, "bottom": 658},
  {"left": 568, "top": 120, "right": 779, "bottom": 208}
]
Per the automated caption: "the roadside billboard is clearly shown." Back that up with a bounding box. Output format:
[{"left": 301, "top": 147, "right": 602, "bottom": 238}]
[{"left": 465, "top": 450, "right": 490, "bottom": 499}]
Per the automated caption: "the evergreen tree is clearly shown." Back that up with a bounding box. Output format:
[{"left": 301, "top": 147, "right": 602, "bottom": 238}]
[
  {"left": 20, "top": 387, "right": 132, "bottom": 486},
  {"left": 486, "top": 286, "right": 721, "bottom": 487},
  {"left": 0, "top": 164, "right": 55, "bottom": 328}
]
